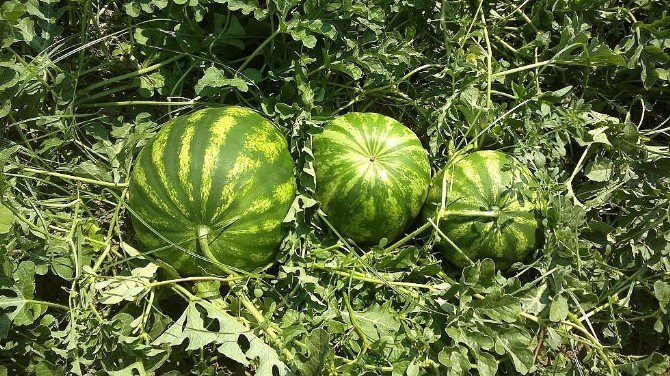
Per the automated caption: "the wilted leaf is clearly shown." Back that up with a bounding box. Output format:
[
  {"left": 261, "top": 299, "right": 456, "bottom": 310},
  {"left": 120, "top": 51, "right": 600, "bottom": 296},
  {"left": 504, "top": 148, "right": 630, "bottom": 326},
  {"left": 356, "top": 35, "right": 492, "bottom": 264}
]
[{"left": 94, "top": 263, "right": 158, "bottom": 304}]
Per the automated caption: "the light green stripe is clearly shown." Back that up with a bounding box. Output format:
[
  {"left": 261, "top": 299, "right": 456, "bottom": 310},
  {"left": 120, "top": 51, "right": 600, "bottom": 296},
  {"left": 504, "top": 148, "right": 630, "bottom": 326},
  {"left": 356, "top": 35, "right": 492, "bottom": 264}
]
[
  {"left": 273, "top": 179, "right": 296, "bottom": 204},
  {"left": 454, "top": 160, "right": 488, "bottom": 199},
  {"left": 483, "top": 153, "right": 504, "bottom": 197},
  {"left": 318, "top": 130, "right": 368, "bottom": 156},
  {"left": 178, "top": 125, "right": 196, "bottom": 202},
  {"left": 244, "top": 124, "right": 282, "bottom": 162}
]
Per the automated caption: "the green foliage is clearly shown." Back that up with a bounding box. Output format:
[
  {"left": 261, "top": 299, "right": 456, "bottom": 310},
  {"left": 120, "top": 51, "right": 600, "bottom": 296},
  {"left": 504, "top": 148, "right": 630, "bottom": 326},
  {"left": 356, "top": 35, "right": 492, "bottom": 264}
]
[{"left": 1, "top": 0, "right": 669, "bottom": 375}]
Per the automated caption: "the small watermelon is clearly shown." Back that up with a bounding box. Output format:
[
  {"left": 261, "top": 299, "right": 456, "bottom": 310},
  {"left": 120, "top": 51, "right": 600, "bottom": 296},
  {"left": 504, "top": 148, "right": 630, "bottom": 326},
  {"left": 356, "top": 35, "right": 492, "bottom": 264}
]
[
  {"left": 128, "top": 106, "right": 296, "bottom": 274},
  {"left": 312, "top": 112, "right": 431, "bottom": 244},
  {"left": 422, "top": 150, "right": 544, "bottom": 269}
]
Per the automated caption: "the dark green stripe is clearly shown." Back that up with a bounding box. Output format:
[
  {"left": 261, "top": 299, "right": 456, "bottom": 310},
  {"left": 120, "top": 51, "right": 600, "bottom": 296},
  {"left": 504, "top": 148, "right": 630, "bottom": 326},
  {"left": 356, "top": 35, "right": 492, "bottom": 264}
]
[
  {"left": 201, "top": 112, "right": 249, "bottom": 221},
  {"left": 211, "top": 132, "right": 291, "bottom": 223},
  {"left": 137, "top": 145, "right": 191, "bottom": 222},
  {"left": 468, "top": 152, "right": 497, "bottom": 202},
  {"left": 317, "top": 130, "right": 367, "bottom": 157}
]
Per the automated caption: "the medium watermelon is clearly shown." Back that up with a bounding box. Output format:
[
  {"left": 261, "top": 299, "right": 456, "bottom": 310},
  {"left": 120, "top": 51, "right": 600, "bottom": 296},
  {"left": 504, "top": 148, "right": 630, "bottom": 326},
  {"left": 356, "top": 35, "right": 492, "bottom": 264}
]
[
  {"left": 128, "top": 106, "right": 296, "bottom": 274},
  {"left": 421, "top": 150, "right": 544, "bottom": 269},
  {"left": 312, "top": 112, "right": 431, "bottom": 244}
]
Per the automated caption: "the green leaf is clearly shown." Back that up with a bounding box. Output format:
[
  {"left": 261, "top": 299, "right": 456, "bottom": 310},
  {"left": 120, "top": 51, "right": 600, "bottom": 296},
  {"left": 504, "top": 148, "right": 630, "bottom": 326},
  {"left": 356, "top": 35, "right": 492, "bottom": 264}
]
[
  {"left": 0, "top": 261, "right": 43, "bottom": 326},
  {"left": 74, "top": 160, "right": 112, "bottom": 182},
  {"left": 549, "top": 294, "right": 569, "bottom": 322},
  {"left": 138, "top": 71, "right": 166, "bottom": 97},
  {"left": 437, "top": 347, "right": 470, "bottom": 375},
  {"left": 0, "top": 1, "right": 26, "bottom": 24},
  {"left": 470, "top": 291, "right": 521, "bottom": 323},
  {"left": 349, "top": 303, "right": 400, "bottom": 341},
  {"left": 154, "top": 300, "right": 291, "bottom": 375},
  {"left": 588, "top": 127, "right": 611, "bottom": 146},
  {"left": 475, "top": 351, "right": 499, "bottom": 376},
  {"left": 446, "top": 326, "right": 494, "bottom": 352},
  {"left": 619, "top": 352, "right": 670, "bottom": 375},
  {"left": 195, "top": 67, "right": 249, "bottom": 96},
  {"left": 108, "top": 361, "right": 145, "bottom": 376},
  {"left": 0, "top": 23, "right": 13, "bottom": 49},
  {"left": 124, "top": 3, "right": 140, "bottom": 17},
  {"left": 215, "top": 0, "right": 267, "bottom": 19},
  {"left": 653, "top": 281, "right": 670, "bottom": 313},
  {"left": 495, "top": 329, "right": 534, "bottom": 374},
  {"left": 550, "top": 86, "right": 572, "bottom": 97},
  {"left": 519, "top": 285, "right": 548, "bottom": 315},
  {"left": 133, "top": 28, "right": 149, "bottom": 45},
  {"left": 298, "top": 328, "right": 333, "bottom": 376},
  {"left": 585, "top": 160, "right": 613, "bottom": 182},
  {"left": 330, "top": 62, "right": 362, "bottom": 80},
  {"left": 0, "top": 204, "right": 14, "bottom": 234}
]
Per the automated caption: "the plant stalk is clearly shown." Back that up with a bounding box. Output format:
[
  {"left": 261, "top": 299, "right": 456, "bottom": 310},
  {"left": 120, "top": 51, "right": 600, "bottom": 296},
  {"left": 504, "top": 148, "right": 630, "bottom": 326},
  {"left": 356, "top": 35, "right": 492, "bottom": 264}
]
[{"left": 195, "top": 226, "right": 295, "bottom": 362}]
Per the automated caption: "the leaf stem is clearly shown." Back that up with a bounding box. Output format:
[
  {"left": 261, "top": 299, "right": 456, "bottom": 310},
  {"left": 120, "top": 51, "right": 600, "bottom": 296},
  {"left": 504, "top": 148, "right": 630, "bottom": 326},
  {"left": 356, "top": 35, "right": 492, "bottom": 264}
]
[
  {"left": 311, "top": 263, "right": 434, "bottom": 292},
  {"left": 147, "top": 275, "right": 246, "bottom": 288},
  {"left": 342, "top": 290, "right": 369, "bottom": 362},
  {"left": 3, "top": 204, "right": 67, "bottom": 241},
  {"left": 91, "top": 189, "right": 127, "bottom": 273},
  {"left": 566, "top": 143, "right": 592, "bottom": 207},
  {"left": 492, "top": 60, "right": 554, "bottom": 78},
  {"left": 21, "top": 167, "right": 128, "bottom": 188},
  {"left": 480, "top": 11, "right": 493, "bottom": 107},
  {"left": 383, "top": 209, "right": 499, "bottom": 254},
  {"left": 441, "top": 209, "right": 500, "bottom": 218},
  {"left": 78, "top": 54, "right": 185, "bottom": 94},
  {"left": 78, "top": 100, "right": 197, "bottom": 108},
  {"left": 567, "top": 313, "right": 616, "bottom": 373},
  {"left": 75, "top": 83, "right": 137, "bottom": 104},
  {"left": 0, "top": 298, "right": 70, "bottom": 311},
  {"left": 365, "top": 64, "right": 440, "bottom": 94},
  {"left": 383, "top": 221, "right": 433, "bottom": 253},
  {"left": 238, "top": 29, "right": 281, "bottom": 73}
]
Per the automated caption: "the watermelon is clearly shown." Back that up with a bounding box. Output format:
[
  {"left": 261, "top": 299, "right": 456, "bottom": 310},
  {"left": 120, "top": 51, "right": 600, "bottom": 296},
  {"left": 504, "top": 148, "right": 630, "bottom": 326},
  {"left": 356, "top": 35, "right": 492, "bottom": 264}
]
[
  {"left": 312, "top": 112, "right": 431, "bottom": 244},
  {"left": 128, "top": 106, "right": 296, "bottom": 274},
  {"left": 421, "top": 150, "right": 544, "bottom": 269}
]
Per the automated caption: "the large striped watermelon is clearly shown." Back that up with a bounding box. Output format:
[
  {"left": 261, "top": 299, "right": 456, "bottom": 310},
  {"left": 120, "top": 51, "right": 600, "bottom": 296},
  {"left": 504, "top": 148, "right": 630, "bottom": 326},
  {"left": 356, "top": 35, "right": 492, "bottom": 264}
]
[
  {"left": 128, "top": 106, "right": 296, "bottom": 274},
  {"left": 421, "top": 150, "right": 544, "bottom": 269},
  {"left": 313, "top": 112, "right": 431, "bottom": 244}
]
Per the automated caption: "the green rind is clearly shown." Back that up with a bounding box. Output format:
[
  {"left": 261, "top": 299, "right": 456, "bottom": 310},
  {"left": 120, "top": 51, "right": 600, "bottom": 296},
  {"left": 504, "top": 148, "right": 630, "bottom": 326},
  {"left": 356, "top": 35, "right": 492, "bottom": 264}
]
[
  {"left": 313, "top": 112, "right": 431, "bottom": 244},
  {"left": 421, "top": 150, "right": 544, "bottom": 269},
  {"left": 128, "top": 106, "right": 296, "bottom": 275}
]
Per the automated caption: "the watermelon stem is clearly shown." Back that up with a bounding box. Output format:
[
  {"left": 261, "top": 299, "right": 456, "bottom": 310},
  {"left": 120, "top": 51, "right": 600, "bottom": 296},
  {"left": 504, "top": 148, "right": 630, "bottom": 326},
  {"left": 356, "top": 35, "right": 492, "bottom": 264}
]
[
  {"left": 383, "top": 209, "right": 501, "bottom": 254},
  {"left": 196, "top": 225, "right": 237, "bottom": 276},
  {"left": 195, "top": 226, "right": 296, "bottom": 363},
  {"left": 427, "top": 218, "right": 475, "bottom": 266},
  {"left": 383, "top": 221, "right": 433, "bottom": 253}
]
